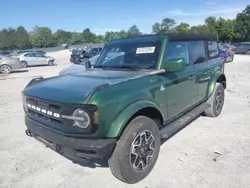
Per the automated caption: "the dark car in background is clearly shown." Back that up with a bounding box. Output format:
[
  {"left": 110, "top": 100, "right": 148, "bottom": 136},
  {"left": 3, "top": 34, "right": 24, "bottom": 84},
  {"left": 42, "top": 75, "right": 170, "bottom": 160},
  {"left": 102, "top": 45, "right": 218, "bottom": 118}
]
[
  {"left": 219, "top": 49, "right": 234, "bottom": 63},
  {"left": 219, "top": 43, "right": 236, "bottom": 54},
  {"left": 0, "top": 51, "right": 11, "bottom": 56},
  {"left": 70, "top": 49, "right": 91, "bottom": 64},
  {"left": 89, "top": 47, "right": 103, "bottom": 56},
  {"left": 218, "top": 44, "right": 234, "bottom": 63}
]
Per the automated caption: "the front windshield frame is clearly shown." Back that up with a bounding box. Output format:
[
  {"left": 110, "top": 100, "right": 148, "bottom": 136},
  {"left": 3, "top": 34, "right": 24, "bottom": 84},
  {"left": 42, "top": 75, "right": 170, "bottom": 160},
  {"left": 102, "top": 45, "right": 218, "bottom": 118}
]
[{"left": 94, "top": 37, "right": 164, "bottom": 70}]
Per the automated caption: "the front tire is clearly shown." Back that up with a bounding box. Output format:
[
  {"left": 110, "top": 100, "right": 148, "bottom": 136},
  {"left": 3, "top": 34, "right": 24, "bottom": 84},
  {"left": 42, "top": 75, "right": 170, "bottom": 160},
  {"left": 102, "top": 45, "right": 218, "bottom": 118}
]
[
  {"left": 48, "top": 60, "right": 54, "bottom": 66},
  {"left": 109, "top": 116, "right": 161, "bottom": 184},
  {"left": 204, "top": 83, "right": 225, "bottom": 117},
  {"left": 20, "top": 61, "right": 28, "bottom": 68}
]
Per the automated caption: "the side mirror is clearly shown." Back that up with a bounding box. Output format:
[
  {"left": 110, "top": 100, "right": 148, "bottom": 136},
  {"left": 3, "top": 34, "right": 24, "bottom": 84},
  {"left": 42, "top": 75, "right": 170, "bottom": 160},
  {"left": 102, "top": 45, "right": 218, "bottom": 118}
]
[{"left": 165, "top": 58, "right": 186, "bottom": 72}]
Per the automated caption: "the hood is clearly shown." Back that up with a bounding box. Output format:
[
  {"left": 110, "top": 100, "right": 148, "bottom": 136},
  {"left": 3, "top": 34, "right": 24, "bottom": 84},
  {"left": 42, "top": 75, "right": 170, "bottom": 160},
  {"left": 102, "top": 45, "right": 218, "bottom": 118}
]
[{"left": 24, "top": 69, "right": 153, "bottom": 104}]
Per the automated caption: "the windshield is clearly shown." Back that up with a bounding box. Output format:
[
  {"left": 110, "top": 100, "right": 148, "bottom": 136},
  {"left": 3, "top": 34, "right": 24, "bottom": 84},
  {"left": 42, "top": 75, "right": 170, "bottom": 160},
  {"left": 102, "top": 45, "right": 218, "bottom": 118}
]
[{"left": 95, "top": 39, "right": 163, "bottom": 70}]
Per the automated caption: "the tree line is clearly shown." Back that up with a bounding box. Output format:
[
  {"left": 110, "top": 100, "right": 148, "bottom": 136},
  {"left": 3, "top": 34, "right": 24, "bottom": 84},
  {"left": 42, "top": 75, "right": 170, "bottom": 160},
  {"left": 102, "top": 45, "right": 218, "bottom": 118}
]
[{"left": 0, "top": 5, "right": 249, "bottom": 50}]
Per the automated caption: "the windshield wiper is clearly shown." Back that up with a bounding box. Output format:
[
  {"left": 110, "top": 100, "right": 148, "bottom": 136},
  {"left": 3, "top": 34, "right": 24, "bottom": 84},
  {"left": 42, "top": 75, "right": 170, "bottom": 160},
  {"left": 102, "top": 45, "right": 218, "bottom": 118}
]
[
  {"left": 108, "top": 65, "right": 139, "bottom": 70},
  {"left": 93, "top": 65, "right": 137, "bottom": 70},
  {"left": 94, "top": 65, "right": 152, "bottom": 71}
]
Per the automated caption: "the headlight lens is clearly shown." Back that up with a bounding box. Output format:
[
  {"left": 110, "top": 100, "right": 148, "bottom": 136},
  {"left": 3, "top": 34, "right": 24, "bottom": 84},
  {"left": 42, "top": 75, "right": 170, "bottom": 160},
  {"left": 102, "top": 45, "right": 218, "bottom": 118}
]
[{"left": 72, "top": 108, "right": 90, "bottom": 128}]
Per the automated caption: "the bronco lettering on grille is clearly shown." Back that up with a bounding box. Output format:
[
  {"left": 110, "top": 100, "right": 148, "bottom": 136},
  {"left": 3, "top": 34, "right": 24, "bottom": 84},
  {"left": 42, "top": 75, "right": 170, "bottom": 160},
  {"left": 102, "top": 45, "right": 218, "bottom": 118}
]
[{"left": 27, "top": 103, "right": 60, "bottom": 118}]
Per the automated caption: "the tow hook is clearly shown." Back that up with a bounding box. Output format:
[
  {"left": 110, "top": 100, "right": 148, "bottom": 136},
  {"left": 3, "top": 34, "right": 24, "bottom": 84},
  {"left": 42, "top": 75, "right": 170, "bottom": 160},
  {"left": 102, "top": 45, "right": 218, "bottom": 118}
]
[{"left": 25, "top": 129, "right": 32, "bottom": 137}]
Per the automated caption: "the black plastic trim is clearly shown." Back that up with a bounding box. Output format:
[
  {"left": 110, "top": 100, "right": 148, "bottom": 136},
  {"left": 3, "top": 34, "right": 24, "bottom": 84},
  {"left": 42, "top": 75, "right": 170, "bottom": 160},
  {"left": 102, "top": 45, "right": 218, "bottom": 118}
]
[{"left": 25, "top": 116, "right": 116, "bottom": 159}]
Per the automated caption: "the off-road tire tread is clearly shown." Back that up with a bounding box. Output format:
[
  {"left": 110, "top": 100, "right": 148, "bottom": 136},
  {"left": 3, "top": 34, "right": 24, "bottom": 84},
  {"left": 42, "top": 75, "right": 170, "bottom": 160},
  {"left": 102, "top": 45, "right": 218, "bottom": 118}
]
[
  {"left": 108, "top": 116, "right": 160, "bottom": 184},
  {"left": 204, "top": 83, "right": 224, "bottom": 117}
]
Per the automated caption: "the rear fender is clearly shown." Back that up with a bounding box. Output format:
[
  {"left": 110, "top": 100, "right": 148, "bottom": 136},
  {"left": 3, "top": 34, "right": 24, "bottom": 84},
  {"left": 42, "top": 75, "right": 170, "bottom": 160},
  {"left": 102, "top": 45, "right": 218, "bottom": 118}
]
[
  {"left": 207, "top": 71, "right": 226, "bottom": 98},
  {"left": 106, "top": 100, "right": 163, "bottom": 138}
]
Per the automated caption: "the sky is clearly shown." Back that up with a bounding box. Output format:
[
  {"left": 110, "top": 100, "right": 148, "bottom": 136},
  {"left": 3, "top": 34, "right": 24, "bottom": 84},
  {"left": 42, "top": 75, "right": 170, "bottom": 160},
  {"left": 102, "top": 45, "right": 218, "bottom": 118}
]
[{"left": 0, "top": 0, "right": 249, "bottom": 35}]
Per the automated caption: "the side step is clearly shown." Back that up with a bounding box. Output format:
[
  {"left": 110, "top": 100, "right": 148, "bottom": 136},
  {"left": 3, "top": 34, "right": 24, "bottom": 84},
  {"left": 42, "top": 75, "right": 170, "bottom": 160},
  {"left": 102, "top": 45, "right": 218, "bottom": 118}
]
[{"left": 160, "top": 103, "right": 210, "bottom": 139}]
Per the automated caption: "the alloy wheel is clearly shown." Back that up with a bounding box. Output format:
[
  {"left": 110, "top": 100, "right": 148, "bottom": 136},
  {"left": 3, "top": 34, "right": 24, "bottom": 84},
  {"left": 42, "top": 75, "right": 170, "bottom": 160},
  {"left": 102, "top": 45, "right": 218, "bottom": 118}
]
[
  {"left": 0, "top": 65, "right": 11, "bottom": 74},
  {"left": 21, "top": 62, "right": 27, "bottom": 68},
  {"left": 215, "top": 89, "right": 224, "bottom": 112},
  {"left": 130, "top": 130, "right": 155, "bottom": 171}
]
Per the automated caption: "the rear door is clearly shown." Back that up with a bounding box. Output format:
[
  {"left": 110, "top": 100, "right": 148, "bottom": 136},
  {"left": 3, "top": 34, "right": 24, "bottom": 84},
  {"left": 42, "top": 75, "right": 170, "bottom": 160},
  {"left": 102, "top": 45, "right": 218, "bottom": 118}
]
[{"left": 188, "top": 41, "right": 211, "bottom": 103}]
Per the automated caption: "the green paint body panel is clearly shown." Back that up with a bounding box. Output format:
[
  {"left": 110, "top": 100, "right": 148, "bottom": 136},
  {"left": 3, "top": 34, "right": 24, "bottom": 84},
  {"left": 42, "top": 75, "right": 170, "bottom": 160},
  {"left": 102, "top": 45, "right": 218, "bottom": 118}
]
[
  {"left": 106, "top": 100, "right": 164, "bottom": 137},
  {"left": 87, "top": 73, "right": 168, "bottom": 138},
  {"left": 23, "top": 35, "right": 226, "bottom": 139}
]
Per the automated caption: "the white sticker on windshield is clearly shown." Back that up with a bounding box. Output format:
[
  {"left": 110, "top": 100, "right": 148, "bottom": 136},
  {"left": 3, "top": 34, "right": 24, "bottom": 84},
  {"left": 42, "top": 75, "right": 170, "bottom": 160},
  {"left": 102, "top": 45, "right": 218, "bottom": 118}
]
[{"left": 136, "top": 47, "right": 155, "bottom": 54}]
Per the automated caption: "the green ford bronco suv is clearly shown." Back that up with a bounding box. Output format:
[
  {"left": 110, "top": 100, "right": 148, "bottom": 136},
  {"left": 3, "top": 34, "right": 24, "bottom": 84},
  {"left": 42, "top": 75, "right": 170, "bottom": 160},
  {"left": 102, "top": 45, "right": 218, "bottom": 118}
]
[{"left": 22, "top": 34, "right": 226, "bottom": 184}]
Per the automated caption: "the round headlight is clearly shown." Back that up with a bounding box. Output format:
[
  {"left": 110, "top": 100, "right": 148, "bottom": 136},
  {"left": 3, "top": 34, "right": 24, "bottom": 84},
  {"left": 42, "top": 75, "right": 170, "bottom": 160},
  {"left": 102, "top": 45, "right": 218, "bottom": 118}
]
[{"left": 72, "top": 109, "right": 90, "bottom": 128}]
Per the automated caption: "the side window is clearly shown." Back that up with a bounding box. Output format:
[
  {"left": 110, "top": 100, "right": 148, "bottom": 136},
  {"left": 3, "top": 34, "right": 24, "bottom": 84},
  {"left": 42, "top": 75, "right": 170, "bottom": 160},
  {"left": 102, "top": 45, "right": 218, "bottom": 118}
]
[
  {"left": 106, "top": 47, "right": 123, "bottom": 59},
  {"left": 164, "top": 42, "right": 189, "bottom": 65},
  {"left": 188, "top": 41, "right": 206, "bottom": 64},
  {"left": 34, "top": 53, "right": 44, "bottom": 57},
  {"left": 103, "top": 54, "right": 124, "bottom": 66},
  {"left": 24, "top": 53, "right": 34, "bottom": 57},
  {"left": 208, "top": 41, "right": 219, "bottom": 59}
]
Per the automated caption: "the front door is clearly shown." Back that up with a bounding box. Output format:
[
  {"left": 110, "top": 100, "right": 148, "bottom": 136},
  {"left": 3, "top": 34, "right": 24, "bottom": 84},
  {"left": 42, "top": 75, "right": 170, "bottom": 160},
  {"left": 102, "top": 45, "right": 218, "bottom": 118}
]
[
  {"left": 23, "top": 53, "right": 36, "bottom": 66},
  {"left": 34, "top": 53, "right": 47, "bottom": 65},
  {"left": 162, "top": 67, "right": 197, "bottom": 120},
  {"left": 161, "top": 41, "right": 197, "bottom": 120}
]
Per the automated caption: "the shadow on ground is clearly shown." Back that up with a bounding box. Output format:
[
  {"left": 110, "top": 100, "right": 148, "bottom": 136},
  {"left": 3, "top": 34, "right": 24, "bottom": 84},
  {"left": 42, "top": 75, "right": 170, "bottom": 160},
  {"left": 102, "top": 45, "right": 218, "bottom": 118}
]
[
  {"left": 12, "top": 69, "right": 29, "bottom": 74},
  {"left": 57, "top": 152, "right": 109, "bottom": 169},
  {"left": 161, "top": 115, "right": 202, "bottom": 144},
  {"left": 0, "top": 70, "right": 29, "bottom": 80}
]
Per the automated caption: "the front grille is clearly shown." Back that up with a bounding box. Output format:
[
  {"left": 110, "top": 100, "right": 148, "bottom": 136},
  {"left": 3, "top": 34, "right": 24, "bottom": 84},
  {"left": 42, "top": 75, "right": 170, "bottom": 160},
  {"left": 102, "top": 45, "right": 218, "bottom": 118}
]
[
  {"left": 24, "top": 95, "right": 98, "bottom": 134},
  {"left": 26, "top": 97, "right": 63, "bottom": 124}
]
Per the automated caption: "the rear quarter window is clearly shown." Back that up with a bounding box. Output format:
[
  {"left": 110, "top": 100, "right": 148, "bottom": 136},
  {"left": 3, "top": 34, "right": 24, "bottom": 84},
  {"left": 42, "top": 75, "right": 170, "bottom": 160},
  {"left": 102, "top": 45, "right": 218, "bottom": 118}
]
[
  {"left": 188, "top": 41, "right": 206, "bottom": 64},
  {"left": 207, "top": 41, "right": 220, "bottom": 59}
]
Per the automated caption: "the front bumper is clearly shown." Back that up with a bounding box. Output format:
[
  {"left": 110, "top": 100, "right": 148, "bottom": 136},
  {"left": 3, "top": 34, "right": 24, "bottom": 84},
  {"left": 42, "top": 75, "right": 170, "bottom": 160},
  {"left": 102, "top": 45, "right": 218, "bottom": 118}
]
[{"left": 25, "top": 116, "right": 116, "bottom": 159}]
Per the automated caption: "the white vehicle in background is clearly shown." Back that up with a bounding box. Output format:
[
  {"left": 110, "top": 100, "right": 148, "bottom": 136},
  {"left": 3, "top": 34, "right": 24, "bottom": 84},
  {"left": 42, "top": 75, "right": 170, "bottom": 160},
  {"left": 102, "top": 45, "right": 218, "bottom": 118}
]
[
  {"left": 0, "top": 55, "right": 22, "bottom": 74},
  {"left": 18, "top": 52, "right": 55, "bottom": 68}
]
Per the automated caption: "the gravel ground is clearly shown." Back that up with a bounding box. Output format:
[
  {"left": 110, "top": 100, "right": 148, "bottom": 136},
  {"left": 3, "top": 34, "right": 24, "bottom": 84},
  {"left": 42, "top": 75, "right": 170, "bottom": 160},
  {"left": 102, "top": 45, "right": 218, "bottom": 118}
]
[{"left": 0, "top": 52, "right": 250, "bottom": 188}]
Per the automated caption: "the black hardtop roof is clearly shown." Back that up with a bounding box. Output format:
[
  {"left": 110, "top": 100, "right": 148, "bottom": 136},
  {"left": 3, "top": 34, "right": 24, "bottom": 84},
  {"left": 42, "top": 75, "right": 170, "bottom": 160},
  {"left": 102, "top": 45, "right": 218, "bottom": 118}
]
[{"left": 108, "top": 33, "right": 217, "bottom": 44}]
